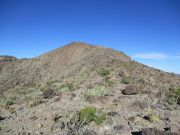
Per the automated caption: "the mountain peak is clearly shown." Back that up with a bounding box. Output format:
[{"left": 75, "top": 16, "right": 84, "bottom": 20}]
[
  {"left": 63, "top": 41, "right": 93, "bottom": 48},
  {"left": 1, "top": 42, "right": 180, "bottom": 135}
]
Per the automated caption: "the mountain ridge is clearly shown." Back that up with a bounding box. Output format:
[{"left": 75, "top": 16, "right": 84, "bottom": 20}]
[{"left": 0, "top": 42, "right": 180, "bottom": 135}]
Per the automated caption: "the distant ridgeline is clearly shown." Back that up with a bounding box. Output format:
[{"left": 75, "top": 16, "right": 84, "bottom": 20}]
[{"left": 0, "top": 55, "right": 18, "bottom": 62}]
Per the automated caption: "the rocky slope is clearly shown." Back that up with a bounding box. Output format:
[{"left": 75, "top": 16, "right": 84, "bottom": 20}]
[{"left": 0, "top": 42, "right": 180, "bottom": 135}]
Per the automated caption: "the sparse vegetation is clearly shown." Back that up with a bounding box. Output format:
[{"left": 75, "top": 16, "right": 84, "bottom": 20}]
[
  {"left": 29, "top": 97, "right": 43, "bottom": 107},
  {"left": 60, "top": 82, "right": 75, "bottom": 92},
  {"left": 156, "top": 86, "right": 166, "bottom": 98},
  {"left": 0, "top": 98, "right": 14, "bottom": 107},
  {"left": 1, "top": 42, "right": 180, "bottom": 134},
  {"left": 69, "top": 107, "right": 106, "bottom": 126},
  {"left": 88, "top": 85, "right": 109, "bottom": 97},
  {"left": 99, "top": 68, "right": 110, "bottom": 77},
  {"left": 46, "top": 80, "right": 58, "bottom": 86},
  {"left": 121, "top": 77, "right": 131, "bottom": 84},
  {"left": 103, "top": 76, "right": 114, "bottom": 87},
  {"left": 174, "top": 88, "right": 180, "bottom": 103},
  {"left": 137, "top": 78, "right": 146, "bottom": 84},
  {"left": 139, "top": 100, "right": 149, "bottom": 109},
  {"left": 145, "top": 109, "right": 160, "bottom": 123},
  {"left": 65, "top": 107, "right": 106, "bottom": 135},
  {"left": 79, "top": 107, "right": 106, "bottom": 125},
  {"left": 167, "top": 87, "right": 180, "bottom": 105}
]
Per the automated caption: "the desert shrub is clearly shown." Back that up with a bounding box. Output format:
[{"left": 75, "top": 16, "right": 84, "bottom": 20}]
[
  {"left": 99, "top": 68, "right": 110, "bottom": 77},
  {"left": 121, "top": 77, "right": 131, "bottom": 84},
  {"left": 67, "top": 112, "right": 85, "bottom": 135},
  {"left": 0, "top": 98, "right": 14, "bottom": 107},
  {"left": 60, "top": 82, "right": 74, "bottom": 92},
  {"left": 29, "top": 97, "right": 43, "bottom": 107},
  {"left": 139, "top": 100, "right": 149, "bottom": 109},
  {"left": 145, "top": 109, "right": 160, "bottom": 123},
  {"left": 46, "top": 80, "right": 58, "bottom": 86},
  {"left": 137, "top": 78, "right": 146, "bottom": 84},
  {"left": 103, "top": 76, "right": 114, "bottom": 87},
  {"left": 98, "top": 68, "right": 113, "bottom": 87},
  {"left": 156, "top": 87, "right": 166, "bottom": 98},
  {"left": 167, "top": 87, "right": 180, "bottom": 105},
  {"left": 88, "top": 86, "right": 109, "bottom": 97},
  {"left": 149, "top": 114, "right": 160, "bottom": 123},
  {"left": 79, "top": 107, "right": 106, "bottom": 125},
  {"left": 57, "top": 107, "right": 106, "bottom": 135},
  {"left": 174, "top": 88, "right": 180, "bottom": 99},
  {"left": 30, "top": 89, "right": 42, "bottom": 97}
]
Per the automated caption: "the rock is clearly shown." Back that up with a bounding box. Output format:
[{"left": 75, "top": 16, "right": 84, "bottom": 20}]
[
  {"left": 38, "top": 123, "right": 43, "bottom": 128},
  {"left": 132, "top": 128, "right": 179, "bottom": 135},
  {"left": 114, "top": 125, "right": 123, "bottom": 131},
  {"left": 51, "top": 121, "right": 65, "bottom": 134},
  {"left": 119, "top": 71, "right": 125, "bottom": 77},
  {"left": 122, "top": 85, "right": 139, "bottom": 95},
  {"left": 170, "top": 124, "right": 180, "bottom": 134},
  {"left": 53, "top": 96, "right": 61, "bottom": 102},
  {"left": 131, "top": 131, "right": 142, "bottom": 135},
  {"left": 0, "top": 116, "right": 5, "bottom": 121},
  {"left": 99, "top": 125, "right": 111, "bottom": 135},
  {"left": 177, "top": 98, "right": 180, "bottom": 105},
  {"left": 107, "top": 111, "right": 118, "bottom": 117},
  {"left": 82, "top": 129, "right": 97, "bottom": 135},
  {"left": 53, "top": 92, "right": 62, "bottom": 102},
  {"left": 42, "top": 88, "right": 55, "bottom": 98},
  {"left": 59, "top": 121, "right": 65, "bottom": 130},
  {"left": 53, "top": 114, "right": 63, "bottom": 122},
  {"left": 164, "top": 127, "right": 171, "bottom": 132},
  {"left": 142, "top": 128, "right": 163, "bottom": 135},
  {"left": 70, "top": 92, "right": 76, "bottom": 100}
]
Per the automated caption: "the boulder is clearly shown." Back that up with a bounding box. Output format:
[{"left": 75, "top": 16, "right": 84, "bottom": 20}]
[
  {"left": 107, "top": 111, "right": 118, "bottom": 117},
  {"left": 42, "top": 88, "right": 55, "bottom": 98},
  {"left": 119, "top": 71, "right": 125, "bottom": 77},
  {"left": 142, "top": 128, "right": 179, "bottom": 135},
  {"left": 82, "top": 129, "right": 97, "bottom": 135},
  {"left": 177, "top": 98, "right": 180, "bottom": 105},
  {"left": 114, "top": 125, "right": 123, "bottom": 131},
  {"left": 122, "top": 85, "right": 139, "bottom": 95},
  {"left": 131, "top": 128, "right": 179, "bottom": 135}
]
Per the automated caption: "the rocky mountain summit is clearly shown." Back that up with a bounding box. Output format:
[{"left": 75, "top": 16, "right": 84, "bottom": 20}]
[{"left": 0, "top": 42, "right": 180, "bottom": 135}]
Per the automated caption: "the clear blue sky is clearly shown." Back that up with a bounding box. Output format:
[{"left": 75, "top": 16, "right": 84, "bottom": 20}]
[{"left": 0, "top": 0, "right": 180, "bottom": 74}]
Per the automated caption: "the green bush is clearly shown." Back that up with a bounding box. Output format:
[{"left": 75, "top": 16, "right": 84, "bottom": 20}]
[
  {"left": 60, "top": 82, "right": 74, "bottom": 92},
  {"left": 79, "top": 107, "right": 106, "bottom": 125},
  {"left": 0, "top": 98, "right": 14, "bottom": 107},
  {"left": 174, "top": 88, "right": 180, "bottom": 98},
  {"left": 88, "top": 86, "right": 109, "bottom": 97},
  {"left": 121, "top": 77, "right": 131, "bottom": 84},
  {"left": 167, "top": 87, "right": 180, "bottom": 105},
  {"left": 99, "top": 68, "right": 110, "bottom": 77},
  {"left": 66, "top": 107, "right": 106, "bottom": 134},
  {"left": 139, "top": 100, "right": 149, "bottom": 109}
]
